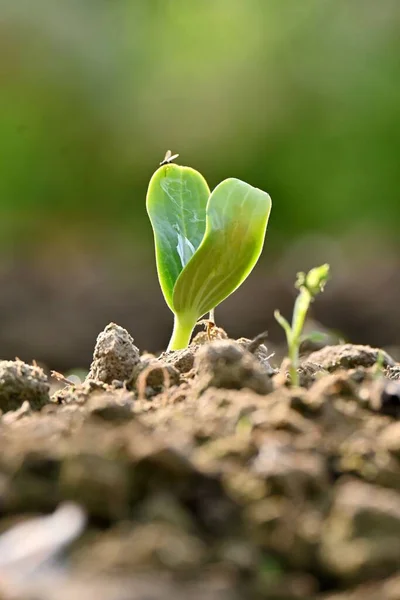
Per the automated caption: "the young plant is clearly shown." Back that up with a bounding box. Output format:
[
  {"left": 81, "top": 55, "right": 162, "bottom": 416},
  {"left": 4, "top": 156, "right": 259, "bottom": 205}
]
[
  {"left": 274, "top": 264, "right": 330, "bottom": 386},
  {"left": 146, "top": 155, "right": 272, "bottom": 350}
]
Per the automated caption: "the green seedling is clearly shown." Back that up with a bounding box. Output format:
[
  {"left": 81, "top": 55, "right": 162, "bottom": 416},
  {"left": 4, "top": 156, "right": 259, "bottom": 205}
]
[
  {"left": 275, "top": 264, "right": 330, "bottom": 386},
  {"left": 146, "top": 154, "right": 272, "bottom": 350}
]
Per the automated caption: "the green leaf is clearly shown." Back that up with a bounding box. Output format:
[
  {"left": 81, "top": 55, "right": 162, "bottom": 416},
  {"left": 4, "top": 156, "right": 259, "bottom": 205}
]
[
  {"left": 146, "top": 164, "right": 210, "bottom": 309},
  {"left": 173, "top": 178, "right": 271, "bottom": 320},
  {"left": 299, "top": 330, "right": 329, "bottom": 344},
  {"left": 295, "top": 264, "right": 330, "bottom": 297},
  {"left": 274, "top": 309, "right": 292, "bottom": 342}
]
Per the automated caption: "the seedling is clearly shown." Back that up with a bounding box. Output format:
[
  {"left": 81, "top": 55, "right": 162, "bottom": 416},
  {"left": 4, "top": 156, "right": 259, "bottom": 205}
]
[
  {"left": 275, "top": 264, "right": 330, "bottom": 386},
  {"left": 146, "top": 155, "right": 272, "bottom": 350}
]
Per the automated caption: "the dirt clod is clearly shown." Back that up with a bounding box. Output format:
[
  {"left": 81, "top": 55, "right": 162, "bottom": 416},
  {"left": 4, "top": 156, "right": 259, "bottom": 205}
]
[
  {"left": 0, "top": 360, "right": 49, "bottom": 413},
  {"left": 237, "top": 337, "right": 276, "bottom": 376},
  {"left": 87, "top": 322, "right": 140, "bottom": 384},
  {"left": 298, "top": 361, "right": 327, "bottom": 387},
  {"left": 135, "top": 354, "right": 180, "bottom": 398},
  {"left": 160, "top": 347, "right": 197, "bottom": 374},
  {"left": 304, "top": 344, "right": 395, "bottom": 372},
  {"left": 1, "top": 331, "right": 400, "bottom": 600},
  {"left": 194, "top": 340, "right": 273, "bottom": 396}
]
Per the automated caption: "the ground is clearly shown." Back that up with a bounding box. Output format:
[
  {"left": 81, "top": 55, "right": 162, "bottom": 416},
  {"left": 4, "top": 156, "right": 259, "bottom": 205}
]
[{"left": 0, "top": 323, "right": 400, "bottom": 599}]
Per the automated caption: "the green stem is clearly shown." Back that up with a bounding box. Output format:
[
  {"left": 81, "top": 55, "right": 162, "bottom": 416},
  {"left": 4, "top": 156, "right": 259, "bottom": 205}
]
[
  {"left": 288, "top": 338, "right": 299, "bottom": 387},
  {"left": 167, "top": 313, "right": 197, "bottom": 351},
  {"left": 289, "top": 288, "right": 311, "bottom": 386}
]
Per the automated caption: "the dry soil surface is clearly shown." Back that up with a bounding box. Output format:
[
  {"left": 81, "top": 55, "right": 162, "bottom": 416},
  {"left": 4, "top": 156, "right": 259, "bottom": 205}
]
[{"left": 1, "top": 324, "right": 400, "bottom": 600}]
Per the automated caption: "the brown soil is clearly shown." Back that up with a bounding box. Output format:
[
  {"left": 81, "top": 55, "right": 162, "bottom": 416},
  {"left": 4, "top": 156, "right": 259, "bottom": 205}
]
[{"left": 1, "top": 323, "right": 400, "bottom": 599}]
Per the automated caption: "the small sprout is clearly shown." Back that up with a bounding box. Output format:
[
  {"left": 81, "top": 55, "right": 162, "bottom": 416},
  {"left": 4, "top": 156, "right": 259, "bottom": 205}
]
[
  {"left": 275, "top": 264, "right": 330, "bottom": 387},
  {"left": 147, "top": 156, "right": 272, "bottom": 350}
]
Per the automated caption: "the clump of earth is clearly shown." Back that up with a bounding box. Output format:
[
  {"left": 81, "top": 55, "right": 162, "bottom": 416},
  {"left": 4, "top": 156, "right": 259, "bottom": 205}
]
[{"left": 1, "top": 322, "right": 400, "bottom": 599}]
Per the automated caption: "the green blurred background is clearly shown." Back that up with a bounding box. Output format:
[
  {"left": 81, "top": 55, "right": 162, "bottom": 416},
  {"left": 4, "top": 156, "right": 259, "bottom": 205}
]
[{"left": 1, "top": 0, "right": 400, "bottom": 368}]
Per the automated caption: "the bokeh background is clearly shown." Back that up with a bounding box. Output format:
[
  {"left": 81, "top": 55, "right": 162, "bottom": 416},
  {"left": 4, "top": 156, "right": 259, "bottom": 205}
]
[{"left": 1, "top": 0, "right": 400, "bottom": 369}]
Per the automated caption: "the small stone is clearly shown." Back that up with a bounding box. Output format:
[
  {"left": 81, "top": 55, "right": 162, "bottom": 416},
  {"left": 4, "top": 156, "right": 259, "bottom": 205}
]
[
  {"left": 87, "top": 323, "right": 140, "bottom": 384},
  {"left": 0, "top": 360, "right": 49, "bottom": 413},
  {"left": 194, "top": 340, "right": 273, "bottom": 396}
]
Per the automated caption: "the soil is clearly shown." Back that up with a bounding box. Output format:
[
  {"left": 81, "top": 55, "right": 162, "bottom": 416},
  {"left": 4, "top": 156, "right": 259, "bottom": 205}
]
[{"left": 1, "top": 323, "right": 400, "bottom": 599}]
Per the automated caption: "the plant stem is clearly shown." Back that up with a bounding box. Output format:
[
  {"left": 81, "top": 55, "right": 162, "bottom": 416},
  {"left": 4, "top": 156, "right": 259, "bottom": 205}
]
[
  {"left": 209, "top": 308, "right": 215, "bottom": 323},
  {"left": 167, "top": 314, "right": 197, "bottom": 351},
  {"left": 289, "top": 287, "right": 311, "bottom": 386}
]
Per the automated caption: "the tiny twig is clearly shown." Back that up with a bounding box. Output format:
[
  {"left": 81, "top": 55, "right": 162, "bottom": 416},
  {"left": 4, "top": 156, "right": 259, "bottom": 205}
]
[
  {"left": 136, "top": 364, "right": 171, "bottom": 400},
  {"left": 50, "top": 370, "right": 73, "bottom": 386},
  {"left": 197, "top": 319, "right": 215, "bottom": 341}
]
